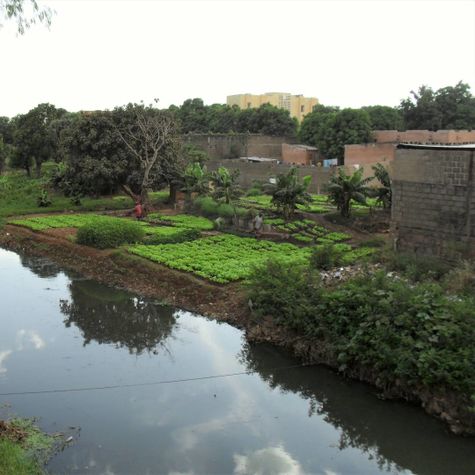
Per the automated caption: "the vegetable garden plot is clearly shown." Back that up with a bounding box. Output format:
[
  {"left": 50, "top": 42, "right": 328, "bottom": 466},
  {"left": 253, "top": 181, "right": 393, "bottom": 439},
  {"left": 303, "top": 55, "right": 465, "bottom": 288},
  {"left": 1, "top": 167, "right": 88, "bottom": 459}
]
[
  {"left": 129, "top": 234, "right": 311, "bottom": 284},
  {"left": 146, "top": 213, "right": 214, "bottom": 231},
  {"left": 9, "top": 214, "right": 130, "bottom": 231}
]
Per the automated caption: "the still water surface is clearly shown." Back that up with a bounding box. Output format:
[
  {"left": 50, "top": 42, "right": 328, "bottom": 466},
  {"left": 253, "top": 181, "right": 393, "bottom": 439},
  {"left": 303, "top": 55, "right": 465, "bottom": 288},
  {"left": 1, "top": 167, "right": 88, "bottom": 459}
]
[{"left": 0, "top": 248, "right": 474, "bottom": 474}]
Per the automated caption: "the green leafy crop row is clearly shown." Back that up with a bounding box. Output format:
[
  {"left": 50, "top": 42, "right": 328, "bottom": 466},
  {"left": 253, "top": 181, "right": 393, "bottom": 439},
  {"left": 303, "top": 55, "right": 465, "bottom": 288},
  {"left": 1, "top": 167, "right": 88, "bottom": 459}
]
[
  {"left": 129, "top": 234, "right": 311, "bottom": 284},
  {"left": 146, "top": 213, "right": 214, "bottom": 231},
  {"left": 9, "top": 213, "right": 128, "bottom": 231}
]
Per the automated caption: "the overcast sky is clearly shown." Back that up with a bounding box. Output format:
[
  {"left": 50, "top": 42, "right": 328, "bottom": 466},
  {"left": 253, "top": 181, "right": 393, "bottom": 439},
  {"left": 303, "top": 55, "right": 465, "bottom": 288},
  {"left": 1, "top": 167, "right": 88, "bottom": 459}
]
[{"left": 1, "top": 0, "right": 474, "bottom": 117}]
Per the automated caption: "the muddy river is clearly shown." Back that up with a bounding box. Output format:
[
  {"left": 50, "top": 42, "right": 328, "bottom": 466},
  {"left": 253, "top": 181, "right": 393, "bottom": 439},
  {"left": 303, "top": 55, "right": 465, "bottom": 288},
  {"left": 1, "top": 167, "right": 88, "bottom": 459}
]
[{"left": 0, "top": 248, "right": 474, "bottom": 474}]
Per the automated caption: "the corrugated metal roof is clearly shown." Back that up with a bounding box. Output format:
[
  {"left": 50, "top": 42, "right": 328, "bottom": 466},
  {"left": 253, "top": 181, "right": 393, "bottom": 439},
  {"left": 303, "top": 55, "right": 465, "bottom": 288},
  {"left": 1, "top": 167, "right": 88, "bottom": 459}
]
[{"left": 397, "top": 143, "right": 475, "bottom": 151}]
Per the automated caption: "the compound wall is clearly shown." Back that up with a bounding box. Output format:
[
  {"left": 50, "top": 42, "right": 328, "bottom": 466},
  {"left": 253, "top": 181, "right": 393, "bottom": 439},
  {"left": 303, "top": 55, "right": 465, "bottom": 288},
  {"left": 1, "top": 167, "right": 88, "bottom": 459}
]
[
  {"left": 391, "top": 147, "right": 475, "bottom": 260},
  {"left": 183, "top": 134, "right": 296, "bottom": 160},
  {"left": 207, "top": 159, "right": 333, "bottom": 194}
]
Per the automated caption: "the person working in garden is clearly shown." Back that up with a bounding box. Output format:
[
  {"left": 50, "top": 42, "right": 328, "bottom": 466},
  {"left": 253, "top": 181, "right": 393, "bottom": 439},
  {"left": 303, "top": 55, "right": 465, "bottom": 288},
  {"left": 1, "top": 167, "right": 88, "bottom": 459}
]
[
  {"left": 134, "top": 201, "right": 144, "bottom": 220},
  {"left": 253, "top": 212, "right": 263, "bottom": 236}
]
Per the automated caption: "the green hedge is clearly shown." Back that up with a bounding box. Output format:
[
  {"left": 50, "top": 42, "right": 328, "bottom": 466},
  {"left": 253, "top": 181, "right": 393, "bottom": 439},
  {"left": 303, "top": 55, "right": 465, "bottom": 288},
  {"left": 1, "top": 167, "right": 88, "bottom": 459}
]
[
  {"left": 247, "top": 262, "right": 475, "bottom": 401},
  {"left": 76, "top": 219, "right": 145, "bottom": 249}
]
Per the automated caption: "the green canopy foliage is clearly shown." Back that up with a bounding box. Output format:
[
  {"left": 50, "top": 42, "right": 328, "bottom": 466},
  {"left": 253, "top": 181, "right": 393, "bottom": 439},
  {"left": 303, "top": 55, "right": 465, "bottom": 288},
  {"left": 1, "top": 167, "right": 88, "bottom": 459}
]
[
  {"left": 170, "top": 99, "right": 297, "bottom": 136},
  {"left": 399, "top": 81, "right": 475, "bottom": 130},
  {"left": 362, "top": 105, "right": 403, "bottom": 130},
  {"left": 12, "top": 103, "right": 66, "bottom": 177},
  {"left": 300, "top": 107, "right": 372, "bottom": 164}
]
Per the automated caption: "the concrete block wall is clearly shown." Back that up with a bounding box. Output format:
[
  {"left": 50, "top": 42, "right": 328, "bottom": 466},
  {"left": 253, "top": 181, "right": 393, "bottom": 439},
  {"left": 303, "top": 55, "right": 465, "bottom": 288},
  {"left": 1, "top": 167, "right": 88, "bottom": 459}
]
[
  {"left": 391, "top": 148, "right": 475, "bottom": 260},
  {"left": 207, "top": 159, "right": 332, "bottom": 194},
  {"left": 183, "top": 134, "right": 296, "bottom": 160}
]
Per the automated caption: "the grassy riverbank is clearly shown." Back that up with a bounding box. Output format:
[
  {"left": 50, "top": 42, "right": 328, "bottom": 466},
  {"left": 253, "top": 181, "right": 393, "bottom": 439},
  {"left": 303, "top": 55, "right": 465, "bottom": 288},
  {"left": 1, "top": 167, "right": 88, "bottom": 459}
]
[
  {"left": 0, "top": 418, "right": 59, "bottom": 475},
  {"left": 0, "top": 166, "right": 168, "bottom": 222}
]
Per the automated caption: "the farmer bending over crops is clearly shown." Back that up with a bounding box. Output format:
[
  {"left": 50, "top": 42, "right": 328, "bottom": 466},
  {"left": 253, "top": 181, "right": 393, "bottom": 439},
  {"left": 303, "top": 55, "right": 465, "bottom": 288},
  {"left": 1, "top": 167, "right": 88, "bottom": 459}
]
[{"left": 134, "top": 201, "right": 144, "bottom": 220}]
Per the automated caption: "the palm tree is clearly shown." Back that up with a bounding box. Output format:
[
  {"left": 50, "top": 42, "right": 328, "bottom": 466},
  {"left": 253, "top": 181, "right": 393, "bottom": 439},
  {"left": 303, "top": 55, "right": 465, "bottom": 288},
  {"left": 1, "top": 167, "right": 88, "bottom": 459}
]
[
  {"left": 210, "top": 167, "right": 241, "bottom": 204},
  {"left": 371, "top": 163, "right": 392, "bottom": 209},
  {"left": 180, "top": 162, "right": 209, "bottom": 204},
  {"left": 265, "top": 167, "right": 312, "bottom": 220},
  {"left": 327, "top": 168, "right": 373, "bottom": 218}
]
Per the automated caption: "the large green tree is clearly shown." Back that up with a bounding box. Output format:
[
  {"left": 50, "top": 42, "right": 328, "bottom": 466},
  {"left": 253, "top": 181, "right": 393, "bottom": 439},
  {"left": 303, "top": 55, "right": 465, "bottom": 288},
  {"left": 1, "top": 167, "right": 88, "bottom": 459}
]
[
  {"left": 301, "top": 107, "right": 372, "bottom": 164},
  {"left": 236, "top": 103, "right": 297, "bottom": 136},
  {"left": 399, "top": 82, "right": 475, "bottom": 130},
  {"left": 12, "top": 103, "right": 66, "bottom": 177},
  {"left": 299, "top": 105, "right": 339, "bottom": 146},
  {"left": 362, "top": 105, "right": 403, "bottom": 130}
]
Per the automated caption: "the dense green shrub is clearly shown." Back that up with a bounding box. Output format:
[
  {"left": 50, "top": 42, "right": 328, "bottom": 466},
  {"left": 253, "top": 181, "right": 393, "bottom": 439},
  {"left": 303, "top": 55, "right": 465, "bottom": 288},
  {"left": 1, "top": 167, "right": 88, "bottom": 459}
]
[
  {"left": 246, "top": 259, "right": 319, "bottom": 325},
  {"left": 193, "top": 196, "right": 248, "bottom": 220},
  {"left": 310, "top": 243, "right": 344, "bottom": 270},
  {"left": 247, "top": 266, "right": 475, "bottom": 399},
  {"left": 76, "top": 219, "right": 145, "bottom": 249}
]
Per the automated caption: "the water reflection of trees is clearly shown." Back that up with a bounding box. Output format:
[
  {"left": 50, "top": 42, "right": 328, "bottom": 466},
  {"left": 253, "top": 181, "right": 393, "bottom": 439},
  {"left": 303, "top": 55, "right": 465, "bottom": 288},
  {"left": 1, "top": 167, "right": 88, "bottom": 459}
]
[
  {"left": 239, "top": 342, "right": 475, "bottom": 475},
  {"left": 59, "top": 280, "right": 177, "bottom": 355},
  {"left": 20, "top": 254, "right": 61, "bottom": 279}
]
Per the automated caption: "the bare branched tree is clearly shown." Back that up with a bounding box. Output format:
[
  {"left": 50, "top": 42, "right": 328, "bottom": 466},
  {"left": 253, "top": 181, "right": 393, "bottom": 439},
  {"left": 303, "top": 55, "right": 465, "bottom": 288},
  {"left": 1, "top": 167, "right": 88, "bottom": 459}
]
[{"left": 113, "top": 102, "right": 178, "bottom": 206}]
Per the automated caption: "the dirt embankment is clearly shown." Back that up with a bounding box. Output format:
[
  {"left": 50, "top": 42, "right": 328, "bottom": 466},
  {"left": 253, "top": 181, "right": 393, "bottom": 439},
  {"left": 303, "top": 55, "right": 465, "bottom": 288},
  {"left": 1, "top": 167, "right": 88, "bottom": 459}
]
[{"left": 0, "top": 224, "right": 473, "bottom": 436}]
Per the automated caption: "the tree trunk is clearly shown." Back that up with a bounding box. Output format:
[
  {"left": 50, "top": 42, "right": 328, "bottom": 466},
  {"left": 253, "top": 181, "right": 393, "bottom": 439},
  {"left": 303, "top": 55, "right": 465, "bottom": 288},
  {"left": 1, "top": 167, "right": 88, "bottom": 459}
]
[
  {"left": 168, "top": 183, "right": 178, "bottom": 204},
  {"left": 35, "top": 161, "right": 41, "bottom": 178},
  {"left": 121, "top": 184, "right": 140, "bottom": 203},
  {"left": 25, "top": 165, "right": 31, "bottom": 177}
]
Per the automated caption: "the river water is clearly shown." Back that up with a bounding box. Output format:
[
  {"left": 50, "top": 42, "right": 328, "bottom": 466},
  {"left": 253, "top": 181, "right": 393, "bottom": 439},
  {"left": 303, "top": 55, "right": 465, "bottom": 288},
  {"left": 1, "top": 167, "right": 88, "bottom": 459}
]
[{"left": 0, "top": 248, "right": 474, "bottom": 474}]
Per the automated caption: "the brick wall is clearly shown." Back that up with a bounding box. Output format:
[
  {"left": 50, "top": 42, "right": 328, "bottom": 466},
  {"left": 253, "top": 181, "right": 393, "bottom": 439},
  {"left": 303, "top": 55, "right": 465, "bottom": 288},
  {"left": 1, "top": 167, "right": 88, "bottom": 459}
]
[
  {"left": 373, "top": 130, "right": 475, "bottom": 144},
  {"left": 281, "top": 144, "right": 315, "bottom": 165},
  {"left": 183, "top": 134, "right": 296, "bottom": 160},
  {"left": 345, "top": 143, "right": 395, "bottom": 166},
  {"left": 207, "top": 159, "right": 332, "bottom": 194},
  {"left": 391, "top": 147, "right": 475, "bottom": 260}
]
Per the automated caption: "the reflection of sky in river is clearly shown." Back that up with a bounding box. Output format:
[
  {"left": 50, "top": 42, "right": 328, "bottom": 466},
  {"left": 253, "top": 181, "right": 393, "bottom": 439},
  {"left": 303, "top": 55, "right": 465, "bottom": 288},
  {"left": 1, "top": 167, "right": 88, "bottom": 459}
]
[{"left": 0, "top": 248, "right": 474, "bottom": 475}]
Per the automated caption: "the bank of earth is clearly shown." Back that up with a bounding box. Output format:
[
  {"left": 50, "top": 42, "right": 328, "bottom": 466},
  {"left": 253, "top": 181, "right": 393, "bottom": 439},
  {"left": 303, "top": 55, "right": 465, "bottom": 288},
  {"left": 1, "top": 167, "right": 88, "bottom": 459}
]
[{"left": 0, "top": 223, "right": 473, "bottom": 437}]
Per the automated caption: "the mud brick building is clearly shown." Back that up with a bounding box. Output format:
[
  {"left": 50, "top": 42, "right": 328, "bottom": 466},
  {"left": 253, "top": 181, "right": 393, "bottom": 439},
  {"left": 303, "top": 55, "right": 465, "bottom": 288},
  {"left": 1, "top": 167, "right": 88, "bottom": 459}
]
[{"left": 391, "top": 144, "right": 475, "bottom": 260}]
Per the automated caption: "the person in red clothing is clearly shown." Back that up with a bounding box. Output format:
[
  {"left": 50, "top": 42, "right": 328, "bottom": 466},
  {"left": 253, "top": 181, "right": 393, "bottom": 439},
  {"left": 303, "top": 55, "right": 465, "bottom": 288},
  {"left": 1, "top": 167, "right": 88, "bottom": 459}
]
[{"left": 134, "top": 201, "right": 143, "bottom": 220}]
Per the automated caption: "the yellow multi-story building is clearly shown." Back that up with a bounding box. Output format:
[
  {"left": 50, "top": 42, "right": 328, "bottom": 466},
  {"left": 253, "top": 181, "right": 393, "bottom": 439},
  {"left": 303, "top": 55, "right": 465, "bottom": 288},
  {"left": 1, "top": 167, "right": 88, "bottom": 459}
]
[{"left": 226, "top": 92, "right": 319, "bottom": 122}]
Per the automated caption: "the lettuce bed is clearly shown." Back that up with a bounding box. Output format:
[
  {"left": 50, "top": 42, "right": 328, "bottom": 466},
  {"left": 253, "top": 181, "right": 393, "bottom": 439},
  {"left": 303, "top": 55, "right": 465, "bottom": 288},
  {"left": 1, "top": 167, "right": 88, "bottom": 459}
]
[
  {"left": 129, "top": 234, "right": 311, "bottom": 283},
  {"left": 9, "top": 214, "right": 131, "bottom": 231},
  {"left": 146, "top": 213, "right": 214, "bottom": 231}
]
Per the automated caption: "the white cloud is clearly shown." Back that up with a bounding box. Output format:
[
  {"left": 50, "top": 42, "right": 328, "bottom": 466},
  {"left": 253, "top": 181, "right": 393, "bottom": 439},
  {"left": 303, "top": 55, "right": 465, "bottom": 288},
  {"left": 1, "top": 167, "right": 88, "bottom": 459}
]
[
  {"left": 0, "top": 350, "right": 12, "bottom": 375},
  {"left": 16, "top": 329, "right": 46, "bottom": 351},
  {"left": 233, "top": 446, "right": 303, "bottom": 475}
]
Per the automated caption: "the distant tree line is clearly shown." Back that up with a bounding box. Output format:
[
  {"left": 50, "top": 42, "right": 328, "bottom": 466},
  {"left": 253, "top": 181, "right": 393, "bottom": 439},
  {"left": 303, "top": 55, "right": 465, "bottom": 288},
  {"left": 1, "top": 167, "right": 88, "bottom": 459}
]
[
  {"left": 0, "top": 81, "right": 473, "bottom": 197},
  {"left": 169, "top": 99, "right": 298, "bottom": 136}
]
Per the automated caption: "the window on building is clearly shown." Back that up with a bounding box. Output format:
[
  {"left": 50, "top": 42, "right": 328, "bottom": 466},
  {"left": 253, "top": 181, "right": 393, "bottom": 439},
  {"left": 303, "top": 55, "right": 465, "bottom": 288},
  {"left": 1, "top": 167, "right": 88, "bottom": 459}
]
[
  {"left": 301, "top": 105, "right": 305, "bottom": 113},
  {"left": 247, "top": 103, "right": 251, "bottom": 108}
]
